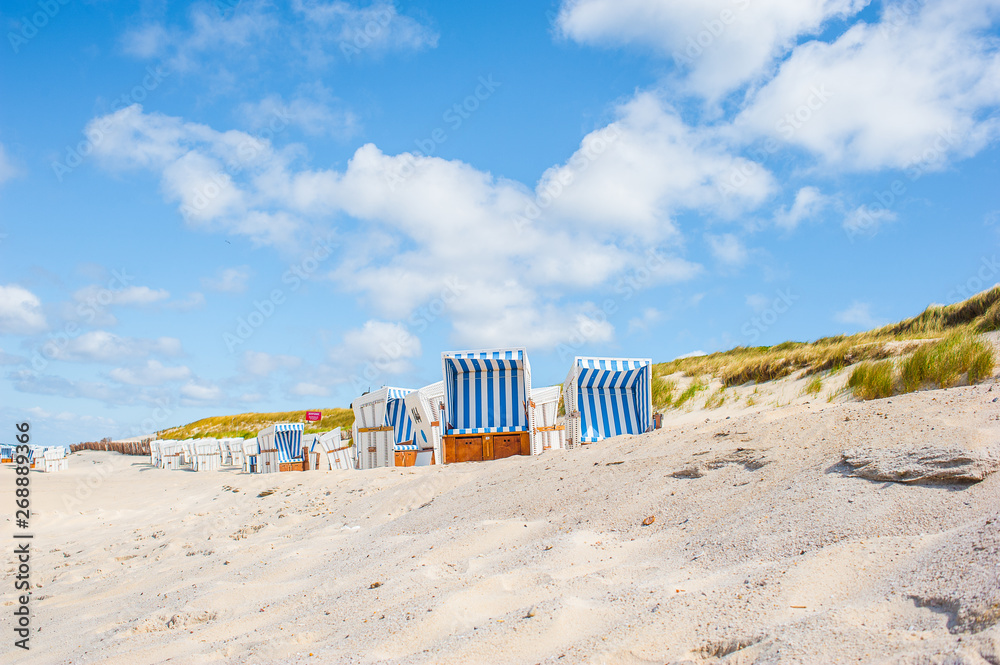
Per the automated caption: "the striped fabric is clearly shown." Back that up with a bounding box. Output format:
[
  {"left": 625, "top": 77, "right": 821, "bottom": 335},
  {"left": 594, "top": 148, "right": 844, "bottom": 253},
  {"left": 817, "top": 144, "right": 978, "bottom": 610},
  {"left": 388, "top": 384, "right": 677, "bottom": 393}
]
[
  {"left": 272, "top": 423, "right": 304, "bottom": 461},
  {"left": 394, "top": 444, "right": 420, "bottom": 451},
  {"left": 566, "top": 357, "right": 652, "bottom": 443},
  {"left": 442, "top": 349, "right": 529, "bottom": 435},
  {"left": 385, "top": 396, "right": 416, "bottom": 448}
]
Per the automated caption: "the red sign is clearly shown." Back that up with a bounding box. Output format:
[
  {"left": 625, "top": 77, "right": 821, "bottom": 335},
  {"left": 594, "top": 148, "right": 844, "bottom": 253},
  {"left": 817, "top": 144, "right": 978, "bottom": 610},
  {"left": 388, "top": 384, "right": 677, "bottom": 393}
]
[{"left": 305, "top": 411, "right": 322, "bottom": 422}]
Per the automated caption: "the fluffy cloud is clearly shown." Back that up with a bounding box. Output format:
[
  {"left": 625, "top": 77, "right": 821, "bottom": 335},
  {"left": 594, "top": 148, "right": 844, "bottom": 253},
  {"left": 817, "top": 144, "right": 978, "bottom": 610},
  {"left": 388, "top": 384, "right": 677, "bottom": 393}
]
[
  {"left": 108, "top": 360, "right": 192, "bottom": 386},
  {"left": 556, "top": 0, "right": 867, "bottom": 98},
  {"left": 47, "top": 331, "right": 183, "bottom": 363},
  {"left": 73, "top": 284, "right": 170, "bottom": 307},
  {"left": 180, "top": 381, "right": 224, "bottom": 402},
  {"left": 0, "top": 285, "right": 47, "bottom": 334},
  {"left": 121, "top": 1, "right": 437, "bottom": 72},
  {"left": 330, "top": 320, "right": 421, "bottom": 375},
  {"left": 240, "top": 92, "right": 360, "bottom": 138},
  {"left": 707, "top": 233, "right": 748, "bottom": 266},
  {"left": 774, "top": 186, "right": 829, "bottom": 231},
  {"left": 202, "top": 267, "right": 251, "bottom": 293},
  {"left": 88, "top": 97, "right": 736, "bottom": 349},
  {"left": 738, "top": 0, "right": 1000, "bottom": 170}
]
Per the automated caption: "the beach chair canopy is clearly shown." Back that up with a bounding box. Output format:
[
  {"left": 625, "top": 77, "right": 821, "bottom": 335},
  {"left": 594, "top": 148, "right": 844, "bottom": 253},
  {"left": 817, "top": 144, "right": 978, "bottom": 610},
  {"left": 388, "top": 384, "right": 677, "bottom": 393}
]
[
  {"left": 257, "top": 423, "right": 304, "bottom": 463},
  {"left": 353, "top": 387, "right": 416, "bottom": 447},
  {"left": 564, "top": 357, "right": 652, "bottom": 444},
  {"left": 403, "top": 380, "right": 444, "bottom": 452},
  {"left": 442, "top": 348, "right": 531, "bottom": 435}
]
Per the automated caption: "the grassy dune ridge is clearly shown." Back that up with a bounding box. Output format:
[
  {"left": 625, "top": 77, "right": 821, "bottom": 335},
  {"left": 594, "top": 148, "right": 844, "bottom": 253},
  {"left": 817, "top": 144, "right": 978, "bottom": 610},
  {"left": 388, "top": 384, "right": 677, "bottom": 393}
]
[
  {"left": 653, "top": 286, "right": 1000, "bottom": 406},
  {"left": 158, "top": 408, "right": 355, "bottom": 440}
]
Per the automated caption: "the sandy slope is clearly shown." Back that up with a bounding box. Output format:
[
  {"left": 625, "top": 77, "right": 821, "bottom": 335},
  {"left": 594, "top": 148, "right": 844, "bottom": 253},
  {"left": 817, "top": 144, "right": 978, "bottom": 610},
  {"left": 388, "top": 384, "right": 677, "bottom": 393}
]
[{"left": 2, "top": 383, "right": 999, "bottom": 665}]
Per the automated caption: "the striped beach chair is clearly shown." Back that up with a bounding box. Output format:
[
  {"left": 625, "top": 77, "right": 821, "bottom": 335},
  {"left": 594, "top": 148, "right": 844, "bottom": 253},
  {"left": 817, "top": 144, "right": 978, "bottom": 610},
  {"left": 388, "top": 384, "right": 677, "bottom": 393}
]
[
  {"left": 440, "top": 347, "right": 536, "bottom": 463},
  {"left": 352, "top": 387, "right": 415, "bottom": 470},
  {"left": 256, "top": 424, "right": 304, "bottom": 473},
  {"left": 563, "top": 357, "right": 653, "bottom": 449},
  {"left": 403, "top": 380, "right": 444, "bottom": 466}
]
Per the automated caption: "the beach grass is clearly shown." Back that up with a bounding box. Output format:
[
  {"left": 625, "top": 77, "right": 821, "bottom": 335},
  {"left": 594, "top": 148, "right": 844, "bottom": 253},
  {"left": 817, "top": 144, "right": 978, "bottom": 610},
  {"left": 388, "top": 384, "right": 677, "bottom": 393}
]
[
  {"left": 655, "top": 286, "right": 1000, "bottom": 387},
  {"left": 159, "top": 408, "right": 355, "bottom": 439}
]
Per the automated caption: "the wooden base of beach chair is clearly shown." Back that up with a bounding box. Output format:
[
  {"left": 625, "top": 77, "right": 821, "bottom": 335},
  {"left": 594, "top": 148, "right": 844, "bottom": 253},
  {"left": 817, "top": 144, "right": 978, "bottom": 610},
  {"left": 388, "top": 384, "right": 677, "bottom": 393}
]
[
  {"left": 442, "top": 432, "right": 529, "bottom": 464},
  {"left": 278, "top": 461, "right": 306, "bottom": 472},
  {"left": 394, "top": 451, "right": 437, "bottom": 467}
]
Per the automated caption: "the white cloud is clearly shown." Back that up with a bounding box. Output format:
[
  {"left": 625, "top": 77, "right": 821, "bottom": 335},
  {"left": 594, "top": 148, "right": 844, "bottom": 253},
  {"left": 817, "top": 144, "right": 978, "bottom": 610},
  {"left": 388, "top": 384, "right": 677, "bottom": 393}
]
[
  {"left": 242, "top": 350, "right": 302, "bottom": 376},
  {"left": 166, "top": 292, "right": 207, "bottom": 310},
  {"left": 738, "top": 0, "right": 1000, "bottom": 170},
  {"left": 180, "top": 381, "right": 224, "bottom": 402},
  {"left": 48, "top": 331, "right": 183, "bottom": 363},
  {"left": 292, "top": 0, "right": 439, "bottom": 59},
  {"left": 121, "top": 1, "right": 437, "bottom": 73},
  {"left": 774, "top": 186, "right": 829, "bottom": 231},
  {"left": 0, "top": 143, "right": 19, "bottom": 186},
  {"left": 835, "top": 301, "right": 885, "bottom": 329},
  {"left": 556, "top": 0, "right": 867, "bottom": 98},
  {"left": 240, "top": 91, "right": 360, "bottom": 139},
  {"left": 89, "top": 101, "right": 720, "bottom": 349},
  {"left": 202, "top": 266, "right": 251, "bottom": 293},
  {"left": 674, "top": 350, "right": 707, "bottom": 360},
  {"left": 290, "top": 382, "right": 330, "bottom": 397},
  {"left": 537, "top": 93, "right": 775, "bottom": 236},
  {"left": 331, "top": 320, "right": 421, "bottom": 375},
  {"left": 0, "top": 285, "right": 47, "bottom": 334},
  {"left": 843, "top": 204, "right": 897, "bottom": 238},
  {"left": 707, "top": 233, "right": 748, "bottom": 266},
  {"left": 108, "top": 360, "right": 191, "bottom": 386},
  {"left": 73, "top": 284, "right": 170, "bottom": 307}
]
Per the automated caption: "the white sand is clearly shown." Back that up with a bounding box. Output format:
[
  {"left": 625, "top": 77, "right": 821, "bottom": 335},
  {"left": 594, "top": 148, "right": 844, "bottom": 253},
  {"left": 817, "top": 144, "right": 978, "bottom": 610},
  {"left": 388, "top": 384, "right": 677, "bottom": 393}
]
[{"left": 3, "top": 382, "right": 999, "bottom": 664}]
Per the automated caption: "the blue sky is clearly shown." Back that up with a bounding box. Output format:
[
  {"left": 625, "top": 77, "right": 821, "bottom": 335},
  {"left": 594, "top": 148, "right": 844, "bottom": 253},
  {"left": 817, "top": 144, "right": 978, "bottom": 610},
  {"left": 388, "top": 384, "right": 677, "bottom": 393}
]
[{"left": 1, "top": 0, "right": 999, "bottom": 445}]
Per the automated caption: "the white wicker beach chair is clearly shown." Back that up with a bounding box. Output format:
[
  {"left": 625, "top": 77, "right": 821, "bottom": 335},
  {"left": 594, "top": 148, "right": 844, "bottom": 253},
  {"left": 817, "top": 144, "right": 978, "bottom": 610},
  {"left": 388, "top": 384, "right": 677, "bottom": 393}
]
[
  {"left": 242, "top": 437, "right": 259, "bottom": 473},
  {"left": 193, "top": 439, "right": 222, "bottom": 471}
]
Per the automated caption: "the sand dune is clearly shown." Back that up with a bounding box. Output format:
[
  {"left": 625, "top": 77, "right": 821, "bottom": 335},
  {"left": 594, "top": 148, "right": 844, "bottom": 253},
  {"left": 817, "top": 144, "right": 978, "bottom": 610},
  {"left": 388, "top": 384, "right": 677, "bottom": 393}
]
[{"left": 3, "top": 382, "right": 999, "bottom": 664}]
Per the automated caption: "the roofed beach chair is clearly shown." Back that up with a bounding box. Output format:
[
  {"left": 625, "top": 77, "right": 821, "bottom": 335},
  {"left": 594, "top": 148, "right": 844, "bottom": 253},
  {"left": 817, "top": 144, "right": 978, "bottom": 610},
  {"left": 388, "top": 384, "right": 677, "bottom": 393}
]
[
  {"left": 439, "top": 347, "right": 536, "bottom": 463},
  {"left": 563, "top": 357, "right": 653, "bottom": 449}
]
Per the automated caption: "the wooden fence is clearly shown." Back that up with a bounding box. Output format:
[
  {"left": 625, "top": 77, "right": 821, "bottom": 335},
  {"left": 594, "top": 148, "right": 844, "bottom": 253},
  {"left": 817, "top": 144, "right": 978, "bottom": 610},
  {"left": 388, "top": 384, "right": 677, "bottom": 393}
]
[{"left": 70, "top": 440, "right": 151, "bottom": 456}]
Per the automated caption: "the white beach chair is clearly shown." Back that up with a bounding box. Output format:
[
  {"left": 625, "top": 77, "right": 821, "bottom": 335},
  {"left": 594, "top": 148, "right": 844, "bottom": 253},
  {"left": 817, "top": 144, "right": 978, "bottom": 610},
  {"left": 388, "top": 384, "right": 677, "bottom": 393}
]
[
  {"left": 242, "top": 437, "right": 259, "bottom": 474},
  {"left": 226, "top": 438, "right": 243, "bottom": 468},
  {"left": 314, "top": 428, "right": 356, "bottom": 471},
  {"left": 193, "top": 439, "right": 222, "bottom": 471},
  {"left": 41, "top": 447, "right": 69, "bottom": 472},
  {"left": 149, "top": 440, "right": 161, "bottom": 467}
]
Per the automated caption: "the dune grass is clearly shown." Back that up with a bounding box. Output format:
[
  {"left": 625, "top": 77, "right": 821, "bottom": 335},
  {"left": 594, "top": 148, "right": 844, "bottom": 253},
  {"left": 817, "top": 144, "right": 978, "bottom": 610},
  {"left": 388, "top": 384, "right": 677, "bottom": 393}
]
[
  {"left": 804, "top": 375, "right": 823, "bottom": 397},
  {"left": 159, "top": 408, "right": 355, "bottom": 440},
  {"left": 651, "top": 375, "right": 677, "bottom": 408},
  {"left": 848, "top": 360, "right": 895, "bottom": 400},
  {"left": 655, "top": 286, "right": 1000, "bottom": 387},
  {"left": 673, "top": 379, "right": 707, "bottom": 409},
  {"left": 704, "top": 387, "right": 726, "bottom": 409},
  {"left": 849, "top": 329, "right": 995, "bottom": 400}
]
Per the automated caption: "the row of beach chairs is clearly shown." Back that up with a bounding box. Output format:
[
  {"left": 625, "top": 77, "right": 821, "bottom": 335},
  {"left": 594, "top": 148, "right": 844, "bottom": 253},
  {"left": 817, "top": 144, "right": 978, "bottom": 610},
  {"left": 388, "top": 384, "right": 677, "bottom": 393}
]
[
  {"left": 0, "top": 444, "right": 70, "bottom": 472},
  {"left": 149, "top": 428, "right": 354, "bottom": 474}
]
